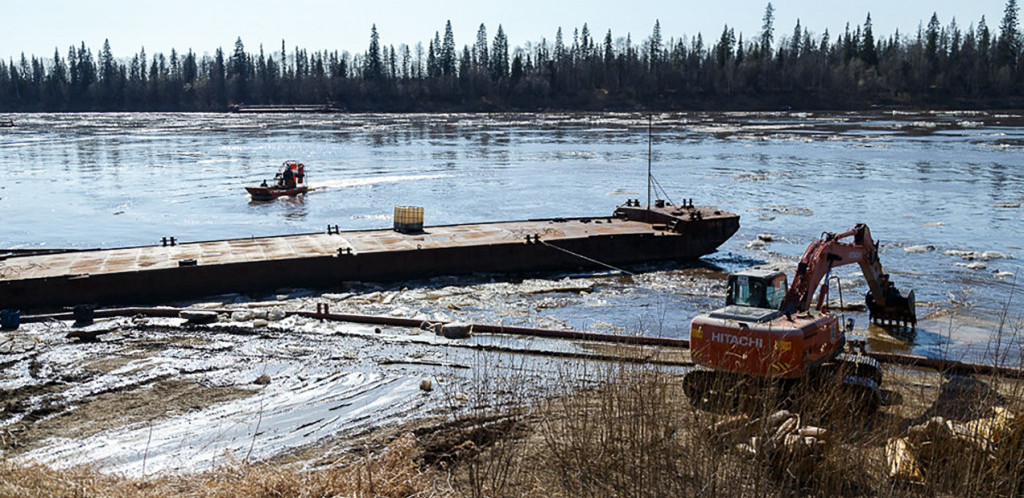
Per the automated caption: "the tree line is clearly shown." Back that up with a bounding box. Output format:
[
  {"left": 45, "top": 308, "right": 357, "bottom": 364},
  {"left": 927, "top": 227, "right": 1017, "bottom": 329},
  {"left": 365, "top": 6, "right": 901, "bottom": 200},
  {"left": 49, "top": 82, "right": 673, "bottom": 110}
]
[{"left": 1, "top": 1, "right": 1022, "bottom": 112}]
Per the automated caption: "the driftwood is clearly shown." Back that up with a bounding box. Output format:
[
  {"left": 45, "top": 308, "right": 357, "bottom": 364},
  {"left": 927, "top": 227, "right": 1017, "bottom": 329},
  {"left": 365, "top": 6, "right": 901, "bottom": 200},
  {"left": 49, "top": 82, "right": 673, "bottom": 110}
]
[
  {"left": 180, "top": 310, "right": 219, "bottom": 324},
  {"left": 886, "top": 407, "right": 1020, "bottom": 484},
  {"left": 711, "top": 410, "right": 831, "bottom": 480},
  {"left": 66, "top": 321, "right": 120, "bottom": 342}
]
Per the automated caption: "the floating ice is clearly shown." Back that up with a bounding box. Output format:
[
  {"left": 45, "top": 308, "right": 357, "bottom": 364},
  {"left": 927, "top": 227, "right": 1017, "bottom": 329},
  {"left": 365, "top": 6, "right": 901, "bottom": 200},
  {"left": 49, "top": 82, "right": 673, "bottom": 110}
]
[
  {"left": 955, "top": 262, "right": 988, "bottom": 270},
  {"left": 231, "top": 310, "right": 254, "bottom": 322},
  {"left": 943, "top": 250, "right": 1014, "bottom": 261}
]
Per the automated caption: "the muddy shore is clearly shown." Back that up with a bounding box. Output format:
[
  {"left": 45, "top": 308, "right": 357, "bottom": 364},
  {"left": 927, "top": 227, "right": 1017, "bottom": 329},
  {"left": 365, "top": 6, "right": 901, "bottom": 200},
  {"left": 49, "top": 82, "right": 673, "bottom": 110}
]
[{"left": 2, "top": 279, "right": 1020, "bottom": 479}]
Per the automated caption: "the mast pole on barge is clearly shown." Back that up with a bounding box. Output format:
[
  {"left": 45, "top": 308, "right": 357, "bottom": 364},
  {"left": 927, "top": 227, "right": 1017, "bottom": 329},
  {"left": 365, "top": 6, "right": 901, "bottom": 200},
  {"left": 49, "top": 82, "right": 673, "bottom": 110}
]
[{"left": 647, "top": 114, "right": 653, "bottom": 210}]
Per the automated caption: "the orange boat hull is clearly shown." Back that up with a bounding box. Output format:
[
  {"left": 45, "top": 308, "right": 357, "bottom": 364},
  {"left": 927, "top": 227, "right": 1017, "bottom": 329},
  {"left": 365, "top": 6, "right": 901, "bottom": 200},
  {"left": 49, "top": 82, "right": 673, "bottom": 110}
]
[{"left": 245, "top": 185, "right": 308, "bottom": 201}]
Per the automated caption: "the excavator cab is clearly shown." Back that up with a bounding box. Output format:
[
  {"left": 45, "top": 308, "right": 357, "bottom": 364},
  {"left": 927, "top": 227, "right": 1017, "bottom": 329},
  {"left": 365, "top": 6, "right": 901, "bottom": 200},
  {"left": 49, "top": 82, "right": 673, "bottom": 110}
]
[{"left": 725, "top": 267, "right": 788, "bottom": 310}]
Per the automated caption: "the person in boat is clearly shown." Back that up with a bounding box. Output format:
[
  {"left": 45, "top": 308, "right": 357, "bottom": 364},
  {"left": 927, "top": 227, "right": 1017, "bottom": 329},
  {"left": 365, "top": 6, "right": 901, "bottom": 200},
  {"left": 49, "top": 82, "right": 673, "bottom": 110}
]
[{"left": 279, "top": 166, "right": 295, "bottom": 189}]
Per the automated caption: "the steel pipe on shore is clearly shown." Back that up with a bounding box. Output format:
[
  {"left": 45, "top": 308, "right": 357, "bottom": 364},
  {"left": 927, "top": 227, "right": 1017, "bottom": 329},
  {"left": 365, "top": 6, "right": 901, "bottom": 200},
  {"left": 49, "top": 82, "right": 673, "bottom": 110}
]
[
  {"left": 17, "top": 306, "right": 1024, "bottom": 379},
  {"left": 290, "top": 309, "right": 691, "bottom": 348},
  {"left": 862, "top": 351, "right": 1024, "bottom": 379}
]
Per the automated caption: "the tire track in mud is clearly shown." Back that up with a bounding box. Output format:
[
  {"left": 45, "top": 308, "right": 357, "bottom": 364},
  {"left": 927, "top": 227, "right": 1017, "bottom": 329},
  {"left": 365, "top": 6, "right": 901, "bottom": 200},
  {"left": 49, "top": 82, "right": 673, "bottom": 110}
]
[
  {"left": 4, "top": 301, "right": 655, "bottom": 476},
  {"left": 2, "top": 316, "right": 507, "bottom": 475}
]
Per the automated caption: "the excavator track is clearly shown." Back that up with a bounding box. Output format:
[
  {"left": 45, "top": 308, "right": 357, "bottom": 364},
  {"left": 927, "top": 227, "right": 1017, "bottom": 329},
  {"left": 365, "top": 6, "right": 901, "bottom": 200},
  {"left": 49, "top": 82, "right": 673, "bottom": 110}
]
[
  {"left": 834, "top": 353, "right": 883, "bottom": 385},
  {"left": 683, "top": 366, "right": 786, "bottom": 413},
  {"left": 684, "top": 354, "right": 885, "bottom": 415},
  {"left": 816, "top": 353, "right": 884, "bottom": 414}
]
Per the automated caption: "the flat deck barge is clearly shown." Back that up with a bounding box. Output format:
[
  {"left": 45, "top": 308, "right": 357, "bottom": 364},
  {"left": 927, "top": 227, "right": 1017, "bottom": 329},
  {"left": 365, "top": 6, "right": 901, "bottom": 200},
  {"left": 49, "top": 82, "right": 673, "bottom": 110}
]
[{"left": 0, "top": 203, "right": 739, "bottom": 310}]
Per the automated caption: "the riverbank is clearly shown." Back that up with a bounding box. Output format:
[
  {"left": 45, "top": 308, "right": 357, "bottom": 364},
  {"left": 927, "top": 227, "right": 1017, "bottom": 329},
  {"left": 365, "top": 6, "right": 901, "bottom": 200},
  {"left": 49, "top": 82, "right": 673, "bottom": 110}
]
[
  {"left": 3, "top": 340, "right": 1022, "bottom": 497},
  {"left": 2, "top": 277, "right": 1022, "bottom": 496}
]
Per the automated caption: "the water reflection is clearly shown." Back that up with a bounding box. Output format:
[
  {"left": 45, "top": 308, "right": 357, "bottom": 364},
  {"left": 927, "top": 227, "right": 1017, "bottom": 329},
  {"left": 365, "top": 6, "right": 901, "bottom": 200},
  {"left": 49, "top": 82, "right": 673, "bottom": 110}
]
[
  {"left": 248, "top": 194, "right": 309, "bottom": 219},
  {"left": 281, "top": 196, "right": 310, "bottom": 219}
]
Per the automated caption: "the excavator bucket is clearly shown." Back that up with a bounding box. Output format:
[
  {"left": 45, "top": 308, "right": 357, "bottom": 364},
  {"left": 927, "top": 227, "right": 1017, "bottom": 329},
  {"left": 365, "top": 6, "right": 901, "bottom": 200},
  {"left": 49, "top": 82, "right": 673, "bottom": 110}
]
[{"left": 866, "top": 286, "right": 916, "bottom": 330}]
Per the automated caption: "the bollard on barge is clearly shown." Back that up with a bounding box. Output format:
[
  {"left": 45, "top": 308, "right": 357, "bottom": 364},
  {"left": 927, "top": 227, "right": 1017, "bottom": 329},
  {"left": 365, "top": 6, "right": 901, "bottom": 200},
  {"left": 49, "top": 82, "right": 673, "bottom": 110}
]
[{"left": 0, "top": 201, "right": 739, "bottom": 310}]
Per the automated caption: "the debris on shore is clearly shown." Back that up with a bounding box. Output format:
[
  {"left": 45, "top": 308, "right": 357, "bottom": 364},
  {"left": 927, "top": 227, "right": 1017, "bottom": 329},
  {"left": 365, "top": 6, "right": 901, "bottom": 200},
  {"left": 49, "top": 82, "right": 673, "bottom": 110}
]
[
  {"left": 712, "top": 410, "right": 831, "bottom": 480},
  {"left": 886, "top": 406, "right": 1021, "bottom": 484}
]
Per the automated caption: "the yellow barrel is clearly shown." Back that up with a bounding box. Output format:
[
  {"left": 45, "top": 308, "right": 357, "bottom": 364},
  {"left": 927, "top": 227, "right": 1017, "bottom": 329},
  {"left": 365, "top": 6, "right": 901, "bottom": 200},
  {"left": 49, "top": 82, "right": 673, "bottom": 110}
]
[{"left": 393, "top": 206, "right": 424, "bottom": 233}]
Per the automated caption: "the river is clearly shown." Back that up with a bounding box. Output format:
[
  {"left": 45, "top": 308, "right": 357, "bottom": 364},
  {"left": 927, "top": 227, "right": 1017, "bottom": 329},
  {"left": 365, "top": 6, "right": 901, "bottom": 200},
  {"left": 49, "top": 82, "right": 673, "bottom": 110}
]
[{"left": 1, "top": 111, "right": 1022, "bottom": 363}]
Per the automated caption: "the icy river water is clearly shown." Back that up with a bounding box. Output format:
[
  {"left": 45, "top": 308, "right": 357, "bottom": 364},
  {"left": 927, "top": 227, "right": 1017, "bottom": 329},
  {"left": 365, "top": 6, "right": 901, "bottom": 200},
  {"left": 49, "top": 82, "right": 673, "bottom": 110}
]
[
  {"left": 2, "top": 111, "right": 1023, "bottom": 476},
  {"left": 1, "top": 111, "right": 1022, "bottom": 360}
]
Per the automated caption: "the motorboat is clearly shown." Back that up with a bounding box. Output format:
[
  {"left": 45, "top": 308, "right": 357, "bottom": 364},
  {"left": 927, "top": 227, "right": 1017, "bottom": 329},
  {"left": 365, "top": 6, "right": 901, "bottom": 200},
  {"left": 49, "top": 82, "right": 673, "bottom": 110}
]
[{"left": 246, "top": 161, "right": 308, "bottom": 201}]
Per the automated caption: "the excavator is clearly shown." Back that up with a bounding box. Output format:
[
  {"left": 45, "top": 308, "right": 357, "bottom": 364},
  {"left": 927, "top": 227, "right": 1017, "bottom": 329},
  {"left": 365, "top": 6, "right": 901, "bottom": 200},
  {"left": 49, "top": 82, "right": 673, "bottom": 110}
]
[{"left": 685, "top": 223, "right": 916, "bottom": 411}]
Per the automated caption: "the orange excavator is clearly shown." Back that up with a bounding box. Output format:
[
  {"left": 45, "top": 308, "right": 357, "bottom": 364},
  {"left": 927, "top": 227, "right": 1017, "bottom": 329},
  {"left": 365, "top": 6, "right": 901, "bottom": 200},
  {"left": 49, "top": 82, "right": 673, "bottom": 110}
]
[{"left": 685, "top": 223, "right": 916, "bottom": 410}]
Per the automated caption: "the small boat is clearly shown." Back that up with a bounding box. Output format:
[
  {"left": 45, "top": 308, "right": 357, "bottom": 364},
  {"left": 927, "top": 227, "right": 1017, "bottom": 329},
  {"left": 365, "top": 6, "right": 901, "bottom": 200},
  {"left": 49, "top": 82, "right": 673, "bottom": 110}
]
[
  {"left": 0, "top": 120, "right": 14, "bottom": 128},
  {"left": 246, "top": 161, "right": 309, "bottom": 201}
]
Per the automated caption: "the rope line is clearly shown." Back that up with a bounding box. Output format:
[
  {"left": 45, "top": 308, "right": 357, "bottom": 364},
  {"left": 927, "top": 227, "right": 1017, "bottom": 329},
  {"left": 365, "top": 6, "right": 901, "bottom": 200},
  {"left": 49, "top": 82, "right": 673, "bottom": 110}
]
[
  {"left": 538, "top": 239, "right": 635, "bottom": 276},
  {"left": 650, "top": 175, "right": 676, "bottom": 207}
]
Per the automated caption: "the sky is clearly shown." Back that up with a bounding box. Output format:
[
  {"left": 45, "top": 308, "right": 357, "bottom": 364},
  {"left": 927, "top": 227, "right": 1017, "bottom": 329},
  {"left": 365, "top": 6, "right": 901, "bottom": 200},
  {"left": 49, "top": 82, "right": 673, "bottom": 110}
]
[{"left": 1, "top": 0, "right": 1013, "bottom": 62}]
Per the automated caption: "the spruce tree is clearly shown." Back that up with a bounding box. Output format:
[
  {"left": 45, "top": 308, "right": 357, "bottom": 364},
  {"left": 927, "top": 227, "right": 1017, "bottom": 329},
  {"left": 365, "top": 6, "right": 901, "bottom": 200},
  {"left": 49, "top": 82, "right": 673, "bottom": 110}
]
[
  {"left": 47, "top": 48, "right": 67, "bottom": 109},
  {"left": 650, "top": 20, "right": 663, "bottom": 68},
  {"left": 581, "top": 24, "right": 592, "bottom": 61},
  {"left": 441, "top": 21, "right": 456, "bottom": 76},
  {"left": 997, "top": 0, "right": 1020, "bottom": 67},
  {"left": 229, "top": 38, "right": 249, "bottom": 103},
  {"left": 211, "top": 47, "right": 226, "bottom": 108},
  {"left": 474, "top": 24, "right": 489, "bottom": 69},
  {"left": 427, "top": 33, "right": 439, "bottom": 78},
  {"left": 861, "top": 14, "right": 879, "bottom": 66},
  {"left": 979, "top": 16, "right": 992, "bottom": 61},
  {"left": 555, "top": 27, "right": 566, "bottom": 62},
  {"left": 760, "top": 2, "right": 775, "bottom": 57},
  {"left": 491, "top": 25, "right": 509, "bottom": 80},
  {"left": 365, "top": 24, "right": 383, "bottom": 80},
  {"left": 926, "top": 13, "right": 942, "bottom": 65},
  {"left": 99, "top": 40, "right": 117, "bottom": 106},
  {"left": 604, "top": 30, "right": 614, "bottom": 67},
  {"left": 790, "top": 19, "right": 802, "bottom": 57}
]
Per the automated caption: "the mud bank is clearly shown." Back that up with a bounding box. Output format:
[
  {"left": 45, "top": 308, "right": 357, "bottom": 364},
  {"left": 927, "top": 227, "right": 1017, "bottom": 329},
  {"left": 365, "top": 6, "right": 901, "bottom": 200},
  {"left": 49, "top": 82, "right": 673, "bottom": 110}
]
[{"left": 0, "top": 292, "right": 686, "bottom": 476}]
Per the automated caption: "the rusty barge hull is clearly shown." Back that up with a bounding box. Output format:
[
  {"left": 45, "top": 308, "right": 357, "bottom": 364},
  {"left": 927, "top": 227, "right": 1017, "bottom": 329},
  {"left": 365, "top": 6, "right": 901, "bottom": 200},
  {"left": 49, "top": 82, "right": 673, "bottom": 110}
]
[{"left": 0, "top": 204, "right": 739, "bottom": 310}]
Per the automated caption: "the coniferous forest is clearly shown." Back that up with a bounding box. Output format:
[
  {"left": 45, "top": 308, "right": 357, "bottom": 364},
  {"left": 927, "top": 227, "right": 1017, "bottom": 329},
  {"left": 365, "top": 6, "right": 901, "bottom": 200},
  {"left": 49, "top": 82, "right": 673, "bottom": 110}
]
[{"left": 2, "top": 2, "right": 1023, "bottom": 112}]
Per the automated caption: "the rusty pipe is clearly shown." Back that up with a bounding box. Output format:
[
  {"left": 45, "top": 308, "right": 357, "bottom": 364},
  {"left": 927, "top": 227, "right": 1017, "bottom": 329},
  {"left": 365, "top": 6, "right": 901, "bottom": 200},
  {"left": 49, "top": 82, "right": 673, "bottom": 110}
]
[{"left": 17, "top": 306, "right": 1023, "bottom": 378}]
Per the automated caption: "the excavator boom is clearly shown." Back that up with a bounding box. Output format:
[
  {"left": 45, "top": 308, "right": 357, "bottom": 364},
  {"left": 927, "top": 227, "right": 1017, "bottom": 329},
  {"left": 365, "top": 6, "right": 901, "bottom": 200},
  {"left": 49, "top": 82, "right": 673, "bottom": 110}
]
[{"left": 781, "top": 224, "right": 916, "bottom": 328}]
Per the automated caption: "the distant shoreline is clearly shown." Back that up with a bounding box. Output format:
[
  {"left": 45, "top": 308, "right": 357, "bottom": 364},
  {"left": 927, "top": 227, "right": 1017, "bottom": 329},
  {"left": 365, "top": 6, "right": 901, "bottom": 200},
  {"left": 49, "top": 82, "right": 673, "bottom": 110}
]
[{"left": 5, "top": 97, "right": 1024, "bottom": 114}]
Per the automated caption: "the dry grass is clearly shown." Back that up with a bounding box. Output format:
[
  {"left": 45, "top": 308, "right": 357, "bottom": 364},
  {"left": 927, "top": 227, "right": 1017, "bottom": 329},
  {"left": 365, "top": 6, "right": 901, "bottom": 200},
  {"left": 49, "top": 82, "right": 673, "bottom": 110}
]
[
  {"left": 1, "top": 432, "right": 436, "bottom": 498},
  {"left": 483, "top": 361, "right": 1024, "bottom": 497}
]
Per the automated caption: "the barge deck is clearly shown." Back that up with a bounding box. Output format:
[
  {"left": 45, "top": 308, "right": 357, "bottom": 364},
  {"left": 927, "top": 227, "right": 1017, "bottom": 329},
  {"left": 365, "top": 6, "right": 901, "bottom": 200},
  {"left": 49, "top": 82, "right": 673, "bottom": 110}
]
[{"left": 0, "top": 203, "right": 739, "bottom": 310}]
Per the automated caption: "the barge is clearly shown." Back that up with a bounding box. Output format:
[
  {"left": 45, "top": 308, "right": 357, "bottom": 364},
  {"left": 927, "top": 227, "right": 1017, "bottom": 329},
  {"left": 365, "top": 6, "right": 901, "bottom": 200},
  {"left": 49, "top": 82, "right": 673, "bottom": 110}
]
[{"left": 0, "top": 202, "right": 739, "bottom": 310}]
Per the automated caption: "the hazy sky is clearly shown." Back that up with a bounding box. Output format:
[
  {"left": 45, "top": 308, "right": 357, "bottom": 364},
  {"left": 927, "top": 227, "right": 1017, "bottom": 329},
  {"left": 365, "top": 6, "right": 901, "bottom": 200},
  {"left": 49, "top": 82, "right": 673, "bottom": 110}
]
[{"left": 1, "top": 0, "right": 1013, "bottom": 61}]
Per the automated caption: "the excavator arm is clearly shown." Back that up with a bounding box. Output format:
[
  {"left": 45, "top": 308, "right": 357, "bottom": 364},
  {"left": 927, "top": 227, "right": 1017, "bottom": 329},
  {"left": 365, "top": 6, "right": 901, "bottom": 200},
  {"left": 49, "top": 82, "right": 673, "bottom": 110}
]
[{"left": 781, "top": 224, "right": 916, "bottom": 328}]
